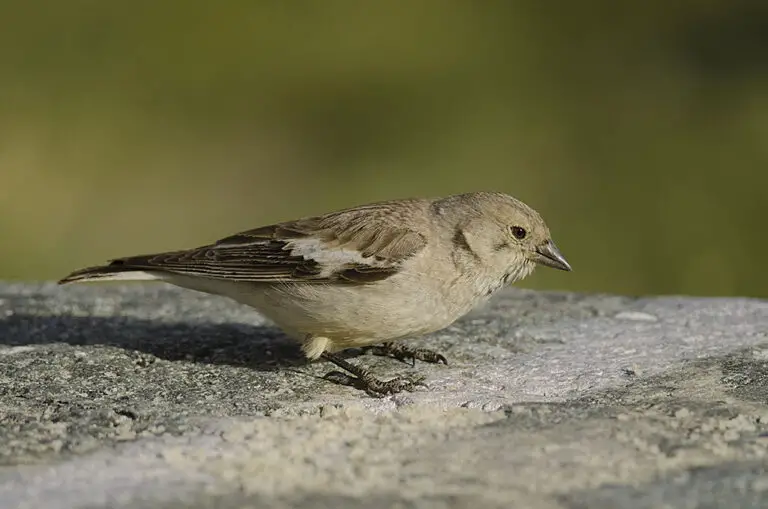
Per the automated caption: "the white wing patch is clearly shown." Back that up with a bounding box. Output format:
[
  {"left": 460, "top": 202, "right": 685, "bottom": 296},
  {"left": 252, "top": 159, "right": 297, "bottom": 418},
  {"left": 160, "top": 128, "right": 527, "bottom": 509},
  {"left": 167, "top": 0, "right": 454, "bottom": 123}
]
[{"left": 285, "top": 237, "right": 398, "bottom": 278}]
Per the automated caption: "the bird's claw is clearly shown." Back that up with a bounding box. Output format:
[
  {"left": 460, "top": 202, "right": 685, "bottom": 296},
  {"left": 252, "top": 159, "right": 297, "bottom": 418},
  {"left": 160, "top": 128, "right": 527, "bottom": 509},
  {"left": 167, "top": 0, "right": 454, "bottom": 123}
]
[
  {"left": 361, "top": 374, "right": 428, "bottom": 397},
  {"left": 369, "top": 343, "right": 449, "bottom": 366},
  {"left": 323, "top": 370, "right": 357, "bottom": 387},
  {"left": 323, "top": 370, "right": 427, "bottom": 396}
]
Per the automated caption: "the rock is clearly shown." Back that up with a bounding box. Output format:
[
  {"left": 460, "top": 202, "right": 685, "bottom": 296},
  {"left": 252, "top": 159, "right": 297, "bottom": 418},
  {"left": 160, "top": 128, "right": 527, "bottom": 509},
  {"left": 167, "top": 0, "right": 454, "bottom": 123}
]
[{"left": 0, "top": 282, "right": 767, "bottom": 508}]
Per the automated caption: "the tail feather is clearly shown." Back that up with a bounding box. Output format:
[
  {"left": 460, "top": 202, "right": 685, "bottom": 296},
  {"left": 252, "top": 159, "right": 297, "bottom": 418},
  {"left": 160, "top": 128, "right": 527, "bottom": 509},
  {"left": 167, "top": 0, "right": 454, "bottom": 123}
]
[{"left": 58, "top": 263, "right": 160, "bottom": 285}]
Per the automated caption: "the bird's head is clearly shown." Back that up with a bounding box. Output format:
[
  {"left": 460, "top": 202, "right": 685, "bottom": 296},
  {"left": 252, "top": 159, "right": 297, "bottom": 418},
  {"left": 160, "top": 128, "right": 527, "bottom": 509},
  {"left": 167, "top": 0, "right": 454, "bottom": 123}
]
[{"left": 438, "top": 191, "right": 571, "bottom": 284}]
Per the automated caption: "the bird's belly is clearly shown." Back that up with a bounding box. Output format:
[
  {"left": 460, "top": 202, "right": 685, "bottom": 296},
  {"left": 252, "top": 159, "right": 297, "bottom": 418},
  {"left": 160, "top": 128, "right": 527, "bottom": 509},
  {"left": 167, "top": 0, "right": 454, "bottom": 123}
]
[
  {"left": 163, "top": 273, "right": 476, "bottom": 349},
  {"left": 234, "top": 281, "right": 463, "bottom": 346}
]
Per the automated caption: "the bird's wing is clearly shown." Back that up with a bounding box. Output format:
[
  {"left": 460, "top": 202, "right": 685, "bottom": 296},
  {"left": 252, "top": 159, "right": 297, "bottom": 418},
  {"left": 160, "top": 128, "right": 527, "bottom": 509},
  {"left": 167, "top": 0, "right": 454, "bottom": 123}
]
[{"left": 105, "top": 203, "right": 429, "bottom": 284}]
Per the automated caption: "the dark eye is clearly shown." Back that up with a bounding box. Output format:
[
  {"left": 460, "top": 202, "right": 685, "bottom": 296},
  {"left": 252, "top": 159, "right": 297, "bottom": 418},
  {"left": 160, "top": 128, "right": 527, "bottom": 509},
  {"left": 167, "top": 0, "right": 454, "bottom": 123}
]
[{"left": 510, "top": 226, "right": 527, "bottom": 240}]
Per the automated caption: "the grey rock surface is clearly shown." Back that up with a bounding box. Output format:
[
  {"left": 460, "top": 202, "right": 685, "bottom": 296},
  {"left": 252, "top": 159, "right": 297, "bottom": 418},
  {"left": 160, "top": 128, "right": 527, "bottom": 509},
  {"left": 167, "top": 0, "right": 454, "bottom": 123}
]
[{"left": 1, "top": 282, "right": 767, "bottom": 509}]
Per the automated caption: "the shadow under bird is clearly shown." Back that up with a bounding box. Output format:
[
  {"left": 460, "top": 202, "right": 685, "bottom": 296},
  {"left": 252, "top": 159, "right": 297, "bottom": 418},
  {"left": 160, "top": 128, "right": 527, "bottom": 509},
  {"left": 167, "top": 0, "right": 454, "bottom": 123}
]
[{"left": 59, "top": 191, "right": 571, "bottom": 396}]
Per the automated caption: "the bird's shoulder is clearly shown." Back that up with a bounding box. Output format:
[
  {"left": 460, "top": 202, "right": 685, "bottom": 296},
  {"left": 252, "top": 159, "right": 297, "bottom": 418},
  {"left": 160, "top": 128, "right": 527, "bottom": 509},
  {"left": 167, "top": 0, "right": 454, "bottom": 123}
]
[{"left": 216, "top": 198, "right": 432, "bottom": 259}]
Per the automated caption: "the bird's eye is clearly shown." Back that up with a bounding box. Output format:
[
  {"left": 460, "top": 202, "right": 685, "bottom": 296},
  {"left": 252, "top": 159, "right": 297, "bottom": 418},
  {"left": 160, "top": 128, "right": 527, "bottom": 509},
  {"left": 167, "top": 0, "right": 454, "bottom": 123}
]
[{"left": 510, "top": 226, "right": 527, "bottom": 240}]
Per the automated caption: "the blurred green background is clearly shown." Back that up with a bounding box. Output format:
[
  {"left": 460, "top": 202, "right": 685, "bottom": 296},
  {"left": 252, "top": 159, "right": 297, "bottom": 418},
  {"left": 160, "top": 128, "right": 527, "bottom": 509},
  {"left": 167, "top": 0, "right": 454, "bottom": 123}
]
[{"left": 2, "top": 1, "right": 766, "bottom": 297}]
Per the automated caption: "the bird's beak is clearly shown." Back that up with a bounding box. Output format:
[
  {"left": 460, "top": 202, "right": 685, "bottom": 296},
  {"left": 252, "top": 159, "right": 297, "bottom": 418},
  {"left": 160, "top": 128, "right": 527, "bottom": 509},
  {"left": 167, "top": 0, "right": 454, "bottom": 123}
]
[{"left": 533, "top": 239, "right": 572, "bottom": 271}]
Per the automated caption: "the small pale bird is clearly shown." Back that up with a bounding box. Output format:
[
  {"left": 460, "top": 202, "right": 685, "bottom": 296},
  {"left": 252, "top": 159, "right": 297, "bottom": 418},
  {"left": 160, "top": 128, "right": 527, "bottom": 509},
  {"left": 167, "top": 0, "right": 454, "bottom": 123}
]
[{"left": 59, "top": 191, "right": 571, "bottom": 395}]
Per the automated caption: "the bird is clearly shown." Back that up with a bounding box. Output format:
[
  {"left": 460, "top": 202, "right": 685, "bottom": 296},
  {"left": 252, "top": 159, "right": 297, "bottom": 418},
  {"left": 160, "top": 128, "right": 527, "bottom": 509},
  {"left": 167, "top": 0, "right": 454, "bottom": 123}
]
[{"left": 58, "top": 191, "right": 571, "bottom": 396}]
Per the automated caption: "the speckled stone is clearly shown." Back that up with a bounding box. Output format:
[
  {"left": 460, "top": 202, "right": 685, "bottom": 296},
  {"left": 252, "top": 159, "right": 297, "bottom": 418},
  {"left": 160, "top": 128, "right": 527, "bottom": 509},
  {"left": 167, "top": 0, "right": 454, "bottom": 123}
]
[{"left": 1, "top": 283, "right": 767, "bottom": 508}]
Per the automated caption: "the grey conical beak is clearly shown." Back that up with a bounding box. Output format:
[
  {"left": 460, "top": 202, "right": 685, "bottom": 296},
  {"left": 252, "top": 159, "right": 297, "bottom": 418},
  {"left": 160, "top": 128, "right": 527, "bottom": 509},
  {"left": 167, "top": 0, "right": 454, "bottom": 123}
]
[{"left": 534, "top": 239, "right": 571, "bottom": 271}]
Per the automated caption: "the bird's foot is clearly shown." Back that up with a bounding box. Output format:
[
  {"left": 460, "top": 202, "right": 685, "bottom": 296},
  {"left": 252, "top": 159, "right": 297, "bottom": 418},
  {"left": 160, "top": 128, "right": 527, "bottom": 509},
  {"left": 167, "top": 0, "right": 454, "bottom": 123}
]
[
  {"left": 323, "top": 370, "right": 427, "bottom": 397},
  {"left": 366, "top": 342, "right": 448, "bottom": 366},
  {"left": 321, "top": 352, "right": 428, "bottom": 397}
]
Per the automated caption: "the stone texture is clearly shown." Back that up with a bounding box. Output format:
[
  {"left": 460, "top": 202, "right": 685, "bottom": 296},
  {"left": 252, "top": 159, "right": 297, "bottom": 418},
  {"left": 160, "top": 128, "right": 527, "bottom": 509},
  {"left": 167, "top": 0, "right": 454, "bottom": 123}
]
[{"left": 0, "top": 283, "right": 767, "bottom": 508}]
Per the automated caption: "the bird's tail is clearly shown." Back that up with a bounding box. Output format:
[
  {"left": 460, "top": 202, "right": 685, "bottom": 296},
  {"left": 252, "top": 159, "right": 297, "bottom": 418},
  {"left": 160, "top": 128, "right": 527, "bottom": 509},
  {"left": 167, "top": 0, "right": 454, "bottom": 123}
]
[{"left": 58, "top": 262, "right": 160, "bottom": 285}]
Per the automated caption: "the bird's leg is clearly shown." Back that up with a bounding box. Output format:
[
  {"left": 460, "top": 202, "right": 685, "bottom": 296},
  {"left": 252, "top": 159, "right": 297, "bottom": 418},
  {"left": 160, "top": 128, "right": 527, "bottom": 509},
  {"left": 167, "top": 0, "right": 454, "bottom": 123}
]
[
  {"left": 365, "top": 342, "right": 448, "bottom": 366},
  {"left": 320, "top": 352, "right": 426, "bottom": 397}
]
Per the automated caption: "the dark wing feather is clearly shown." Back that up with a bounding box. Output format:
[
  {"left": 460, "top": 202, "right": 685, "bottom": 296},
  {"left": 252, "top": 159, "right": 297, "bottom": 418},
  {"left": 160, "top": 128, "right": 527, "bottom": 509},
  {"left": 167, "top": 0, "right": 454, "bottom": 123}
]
[
  {"left": 103, "top": 201, "right": 428, "bottom": 284},
  {"left": 106, "top": 241, "right": 324, "bottom": 282}
]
